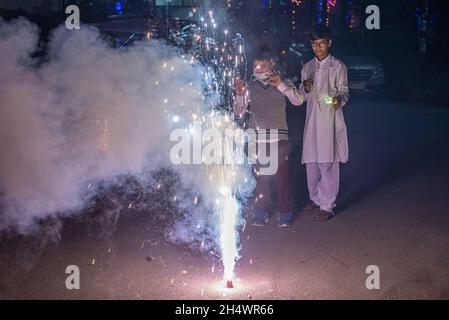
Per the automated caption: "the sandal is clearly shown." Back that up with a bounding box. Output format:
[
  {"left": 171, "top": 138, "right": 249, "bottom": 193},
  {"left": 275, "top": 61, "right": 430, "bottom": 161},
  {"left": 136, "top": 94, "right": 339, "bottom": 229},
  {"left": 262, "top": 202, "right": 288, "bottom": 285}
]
[
  {"left": 302, "top": 201, "right": 320, "bottom": 212},
  {"left": 315, "top": 210, "right": 335, "bottom": 221}
]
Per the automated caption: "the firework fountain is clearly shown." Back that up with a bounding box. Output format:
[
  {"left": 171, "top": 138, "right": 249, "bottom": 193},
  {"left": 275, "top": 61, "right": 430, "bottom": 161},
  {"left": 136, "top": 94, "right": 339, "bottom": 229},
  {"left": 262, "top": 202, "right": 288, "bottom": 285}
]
[{"left": 168, "top": 6, "right": 250, "bottom": 287}]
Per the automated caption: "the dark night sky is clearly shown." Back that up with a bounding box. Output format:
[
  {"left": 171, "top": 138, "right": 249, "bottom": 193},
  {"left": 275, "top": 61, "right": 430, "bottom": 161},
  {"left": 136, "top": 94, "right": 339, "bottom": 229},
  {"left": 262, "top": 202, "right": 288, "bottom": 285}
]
[{"left": 1, "top": 0, "right": 448, "bottom": 100}]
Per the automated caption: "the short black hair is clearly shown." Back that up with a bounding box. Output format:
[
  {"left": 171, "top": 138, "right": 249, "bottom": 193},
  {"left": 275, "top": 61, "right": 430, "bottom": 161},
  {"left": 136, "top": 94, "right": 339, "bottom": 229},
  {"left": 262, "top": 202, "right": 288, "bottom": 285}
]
[
  {"left": 253, "top": 46, "right": 277, "bottom": 63},
  {"left": 309, "top": 25, "right": 332, "bottom": 41}
]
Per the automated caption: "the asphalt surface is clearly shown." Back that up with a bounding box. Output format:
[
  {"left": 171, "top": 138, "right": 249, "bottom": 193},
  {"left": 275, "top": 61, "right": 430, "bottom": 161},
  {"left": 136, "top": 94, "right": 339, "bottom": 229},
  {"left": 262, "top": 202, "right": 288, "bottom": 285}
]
[{"left": 1, "top": 94, "right": 449, "bottom": 299}]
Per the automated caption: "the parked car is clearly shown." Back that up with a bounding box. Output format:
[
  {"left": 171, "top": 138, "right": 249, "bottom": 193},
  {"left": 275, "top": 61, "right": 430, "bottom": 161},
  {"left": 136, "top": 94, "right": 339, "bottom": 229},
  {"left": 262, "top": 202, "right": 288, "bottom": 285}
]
[{"left": 339, "top": 53, "right": 385, "bottom": 93}]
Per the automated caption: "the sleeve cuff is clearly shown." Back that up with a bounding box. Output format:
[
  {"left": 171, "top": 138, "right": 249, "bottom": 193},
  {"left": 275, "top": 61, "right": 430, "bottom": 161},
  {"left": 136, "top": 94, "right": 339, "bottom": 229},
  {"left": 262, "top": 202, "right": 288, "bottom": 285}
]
[{"left": 276, "top": 81, "right": 289, "bottom": 93}]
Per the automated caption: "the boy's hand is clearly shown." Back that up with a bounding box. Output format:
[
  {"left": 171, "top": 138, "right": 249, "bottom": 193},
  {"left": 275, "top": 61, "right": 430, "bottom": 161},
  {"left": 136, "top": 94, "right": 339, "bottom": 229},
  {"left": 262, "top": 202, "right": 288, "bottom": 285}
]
[
  {"left": 303, "top": 79, "right": 314, "bottom": 93},
  {"left": 268, "top": 71, "right": 282, "bottom": 87},
  {"left": 332, "top": 97, "right": 342, "bottom": 110},
  {"left": 234, "top": 76, "right": 246, "bottom": 96}
]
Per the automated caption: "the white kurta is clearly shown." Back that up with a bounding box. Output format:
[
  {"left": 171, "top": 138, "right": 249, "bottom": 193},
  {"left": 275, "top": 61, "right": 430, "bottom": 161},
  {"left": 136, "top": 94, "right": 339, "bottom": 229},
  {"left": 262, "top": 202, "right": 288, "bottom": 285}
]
[{"left": 300, "top": 55, "right": 349, "bottom": 164}]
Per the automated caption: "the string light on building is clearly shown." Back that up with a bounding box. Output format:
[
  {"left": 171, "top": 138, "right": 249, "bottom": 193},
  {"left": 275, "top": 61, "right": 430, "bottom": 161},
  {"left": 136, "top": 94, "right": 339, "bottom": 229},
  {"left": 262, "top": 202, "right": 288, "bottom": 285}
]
[
  {"left": 317, "top": 0, "right": 324, "bottom": 24},
  {"left": 291, "top": 0, "right": 302, "bottom": 36},
  {"left": 345, "top": 0, "right": 353, "bottom": 29},
  {"left": 325, "top": 0, "right": 337, "bottom": 27}
]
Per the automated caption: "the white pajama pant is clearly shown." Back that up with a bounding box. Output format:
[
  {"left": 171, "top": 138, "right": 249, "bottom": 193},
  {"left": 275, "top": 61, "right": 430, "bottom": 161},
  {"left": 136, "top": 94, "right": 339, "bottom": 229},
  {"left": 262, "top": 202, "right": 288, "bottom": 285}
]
[{"left": 306, "top": 162, "right": 340, "bottom": 212}]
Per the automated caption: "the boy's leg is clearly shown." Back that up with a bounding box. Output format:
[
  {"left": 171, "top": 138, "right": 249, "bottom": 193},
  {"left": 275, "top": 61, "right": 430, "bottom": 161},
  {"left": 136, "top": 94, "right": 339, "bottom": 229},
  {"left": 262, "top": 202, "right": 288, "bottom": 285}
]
[
  {"left": 275, "top": 140, "right": 291, "bottom": 214},
  {"left": 276, "top": 140, "right": 294, "bottom": 227},
  {"left": 253, "top": 171, "right": 273, "bottom": 214},
  {"left": 252, "top": 142, "right": 274, "bottom": 225},
  {"left": 317, "top": 162, "right": 340, "bottom": 212},
  {"left": 305, "top": 162, "right": 321, "bottom": 207},
  {"left": 252, "top": 170, "right": 274, "bottom": 226}
]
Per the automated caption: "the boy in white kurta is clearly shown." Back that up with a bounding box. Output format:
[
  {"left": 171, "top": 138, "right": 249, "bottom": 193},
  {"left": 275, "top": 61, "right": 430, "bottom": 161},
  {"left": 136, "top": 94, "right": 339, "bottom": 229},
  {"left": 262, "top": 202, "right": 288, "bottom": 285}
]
[{"left": 300, "top": 25, "right": 349, "bottom": 221}]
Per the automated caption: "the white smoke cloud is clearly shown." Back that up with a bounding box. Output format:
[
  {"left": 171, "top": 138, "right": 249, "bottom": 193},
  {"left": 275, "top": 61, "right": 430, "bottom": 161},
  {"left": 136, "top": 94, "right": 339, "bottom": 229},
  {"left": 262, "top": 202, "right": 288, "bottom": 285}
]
[{"left": 0, "top": 17, "right": 255, "bottom": 256}]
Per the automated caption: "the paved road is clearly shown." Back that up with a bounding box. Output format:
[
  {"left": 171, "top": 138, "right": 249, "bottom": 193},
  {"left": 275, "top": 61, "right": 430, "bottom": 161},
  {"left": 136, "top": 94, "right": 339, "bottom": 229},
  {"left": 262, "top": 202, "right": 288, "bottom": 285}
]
[{"left": 1, "top": 95, "right": 449, "bottom": 299}]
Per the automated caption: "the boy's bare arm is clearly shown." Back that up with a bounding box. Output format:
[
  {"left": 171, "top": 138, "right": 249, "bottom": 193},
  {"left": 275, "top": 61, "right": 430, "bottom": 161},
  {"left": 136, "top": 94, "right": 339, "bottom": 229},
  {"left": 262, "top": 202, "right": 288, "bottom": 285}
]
[
  {"left": 233, "top": 94, "right": 249, "bottom": 117},
  {"left": 233, "top": 76, "right": 249, "bottom": 117}
]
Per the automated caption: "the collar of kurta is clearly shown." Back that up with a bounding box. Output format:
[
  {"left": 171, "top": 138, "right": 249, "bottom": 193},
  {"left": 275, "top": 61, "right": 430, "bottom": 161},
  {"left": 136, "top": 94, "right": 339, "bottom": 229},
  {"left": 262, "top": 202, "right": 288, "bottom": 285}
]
[{"left": 315, "top": 54, "right": 332, "bottom": 70}]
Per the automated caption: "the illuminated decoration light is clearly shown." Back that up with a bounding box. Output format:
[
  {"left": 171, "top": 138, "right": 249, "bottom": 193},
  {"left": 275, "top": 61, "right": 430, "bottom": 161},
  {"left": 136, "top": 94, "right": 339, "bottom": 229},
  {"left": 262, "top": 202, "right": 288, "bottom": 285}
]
[
  {"left": 290, "top": 0, "right": 302, "bottom": 36},
  {"left": 316, "top": 0, "right": 338, "bottom": 26},
  {"left": 345, "top": 0, "right": 353, "bottom": 29},
  {"left": 115, "top": 1, "right": 124, "bottom": 15},
  {"left": 325, "top": 0, "right": 337, "bottom": 27},
  {"left": 316, "top": 0, "right": 324, "bottom": 24}
]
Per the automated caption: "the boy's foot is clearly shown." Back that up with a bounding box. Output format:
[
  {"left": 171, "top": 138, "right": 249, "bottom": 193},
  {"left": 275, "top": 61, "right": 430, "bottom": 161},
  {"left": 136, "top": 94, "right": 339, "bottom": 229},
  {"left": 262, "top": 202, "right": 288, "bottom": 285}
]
[
  {"left": 315, "top": 210, "right": 335, "bottom": 221},
  {"left": 277, "top": 212, "right": 293, "bottom": 228},
  {"left": 251, "top": 212, "right": 270, "bottom": 227},
  {"left": 302, "top": 201, "right": 320, "bottom": 212}
]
